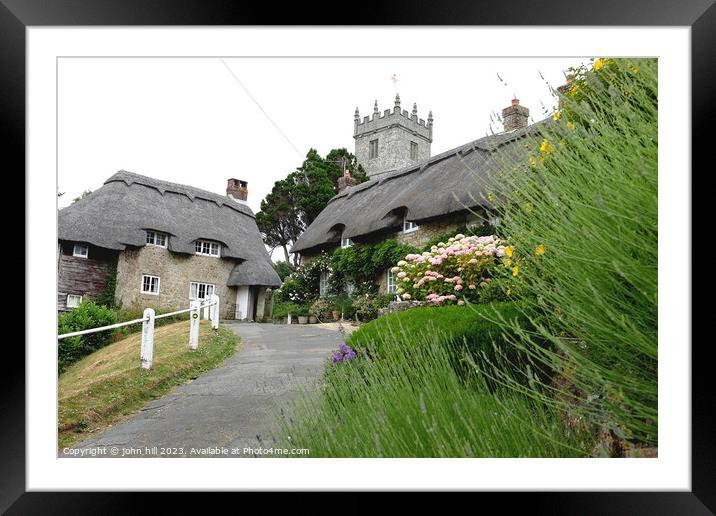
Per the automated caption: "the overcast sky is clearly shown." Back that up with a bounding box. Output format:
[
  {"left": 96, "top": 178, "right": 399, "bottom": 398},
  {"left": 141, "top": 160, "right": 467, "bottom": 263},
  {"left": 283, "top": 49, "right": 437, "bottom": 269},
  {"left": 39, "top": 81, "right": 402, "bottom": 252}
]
[{"left": 58, "top": 57, "right": 589, "bottom": 256}]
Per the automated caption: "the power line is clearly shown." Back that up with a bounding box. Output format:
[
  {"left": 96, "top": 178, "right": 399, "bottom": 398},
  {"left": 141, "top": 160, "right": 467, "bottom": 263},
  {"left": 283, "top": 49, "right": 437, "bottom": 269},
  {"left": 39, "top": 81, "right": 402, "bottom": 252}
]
[{"left": 218, "top": 58, "right": 304, "bottom": 158}]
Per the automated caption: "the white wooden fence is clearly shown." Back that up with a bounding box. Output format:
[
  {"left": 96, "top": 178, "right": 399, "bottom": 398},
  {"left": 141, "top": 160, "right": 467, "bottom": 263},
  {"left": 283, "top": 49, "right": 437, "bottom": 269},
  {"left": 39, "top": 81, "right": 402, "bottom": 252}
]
[{"left": 57, "top": 294, "right": 220, "bottom": 370}]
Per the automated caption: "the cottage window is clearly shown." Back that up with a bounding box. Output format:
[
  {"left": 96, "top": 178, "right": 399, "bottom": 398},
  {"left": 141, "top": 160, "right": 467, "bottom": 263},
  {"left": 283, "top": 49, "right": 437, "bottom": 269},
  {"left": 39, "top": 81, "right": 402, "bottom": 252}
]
[
  {"left": 190, "top": 282, "right": 215, "bottom": 301},
  {"left": 369, "top": 139, "right": 379, "bottom": 159},
  {"left": 66, "top": 294, "right": 82, "bottom": 308},
  {"left": 141, "top": 274, "right": 160, "bottom": 295},
  {"left": 195, "top": 239, "right": 220, "bottom": 257},
  {"left": 403, "top": 216, "right": 419, "bottom": 233},
  {"left": 146, "top": 230, "right": 168, "bottom": 248},
  {"left": 386, "top": 270, "right": 397, "bottom": 294},
  {"left": 341, "top": 232, "right": 353, "bottom": 248},
  {"left": 72, "top": 244, "right": 89, "bottom": 258},
  {"left": 410, "top": 141, "right": 418, "bottom": 160},
  {"left": 319, "top": 272, "right": 328, "bottom": 297}
]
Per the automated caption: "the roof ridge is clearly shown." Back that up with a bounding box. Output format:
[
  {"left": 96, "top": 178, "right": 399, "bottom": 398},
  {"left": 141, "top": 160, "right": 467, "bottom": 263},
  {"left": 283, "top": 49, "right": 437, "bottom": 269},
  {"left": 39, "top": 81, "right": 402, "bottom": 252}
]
[{"left": 106, "top": 170, "right": 255, "bottom": 219}]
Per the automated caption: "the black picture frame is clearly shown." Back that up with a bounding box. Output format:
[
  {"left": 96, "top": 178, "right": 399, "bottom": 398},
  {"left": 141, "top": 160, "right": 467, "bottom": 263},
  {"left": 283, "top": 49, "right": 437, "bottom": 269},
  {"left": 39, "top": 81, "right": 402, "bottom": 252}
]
[{"left": 4, "top": 0, "right": 709, "bottom": 512}]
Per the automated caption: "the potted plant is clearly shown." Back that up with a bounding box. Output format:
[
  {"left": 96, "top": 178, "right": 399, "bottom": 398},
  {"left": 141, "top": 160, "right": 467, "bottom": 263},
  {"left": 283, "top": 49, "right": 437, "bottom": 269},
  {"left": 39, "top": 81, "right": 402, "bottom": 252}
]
[
  {"left": 333, "top": 295, "right": 353, "bottom": 321},
  {"left": 309, "top": 298, "right": 330, "bottom": 323},
  {"left": 296, "top": 305, "right": 309, "bottom": 324}
]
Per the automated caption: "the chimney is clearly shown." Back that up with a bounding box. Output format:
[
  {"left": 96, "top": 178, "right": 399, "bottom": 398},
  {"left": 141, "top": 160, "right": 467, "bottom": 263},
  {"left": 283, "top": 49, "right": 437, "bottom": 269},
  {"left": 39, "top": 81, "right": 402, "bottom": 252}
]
[
  {"left": 226, "top": 178, "right": 248, "bottom": 202},
  {"left": 337, "top": 171, "right": 357, "bottom": 193},
  {"left": 502, "top": 98, "right": 530, "bottom": 132}
]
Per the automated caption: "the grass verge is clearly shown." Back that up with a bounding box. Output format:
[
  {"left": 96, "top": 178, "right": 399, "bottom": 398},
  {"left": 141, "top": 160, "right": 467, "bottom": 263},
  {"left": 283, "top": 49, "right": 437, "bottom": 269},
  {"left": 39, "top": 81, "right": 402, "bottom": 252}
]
[
  {"left": 280, "top": 303, "right": 593, "bottom": 457},
  {"left": 58, "top": 320, "right": 240, "bottom": 449}
]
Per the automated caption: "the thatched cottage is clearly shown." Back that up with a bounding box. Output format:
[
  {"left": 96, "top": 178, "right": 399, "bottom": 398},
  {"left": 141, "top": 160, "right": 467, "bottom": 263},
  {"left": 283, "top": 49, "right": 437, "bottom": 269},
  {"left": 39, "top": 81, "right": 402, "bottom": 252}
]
[
  {"left": 58, "top": 170, "right": 281, "bottom": 319},
  {"left": 291, "top": 98, "right": 539, "bottom": 295}
]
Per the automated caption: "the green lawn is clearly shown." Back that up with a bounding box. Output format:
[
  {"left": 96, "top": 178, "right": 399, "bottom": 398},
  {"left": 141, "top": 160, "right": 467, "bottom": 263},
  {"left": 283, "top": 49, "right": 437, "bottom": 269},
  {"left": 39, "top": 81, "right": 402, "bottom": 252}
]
[{"left": 58, "top": 320, "right": 240, "bottom": 449}]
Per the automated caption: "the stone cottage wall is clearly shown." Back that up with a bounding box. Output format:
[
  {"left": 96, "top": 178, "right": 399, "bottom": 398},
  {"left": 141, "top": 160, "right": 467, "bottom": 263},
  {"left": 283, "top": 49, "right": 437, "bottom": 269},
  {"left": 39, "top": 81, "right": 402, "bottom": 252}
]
[{"left": 115, "top": 246, "right": 238, "bottom": 316}]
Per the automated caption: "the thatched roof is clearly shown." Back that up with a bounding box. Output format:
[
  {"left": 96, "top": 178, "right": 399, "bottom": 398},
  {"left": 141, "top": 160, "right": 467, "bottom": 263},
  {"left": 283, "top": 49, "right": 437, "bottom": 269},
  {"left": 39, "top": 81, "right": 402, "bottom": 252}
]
[
  {"left": 58, "top": 170, "right": 281, "bottom": 287},
  {"left": 291, "top": 124, "right": 542, "bottom": 254}
]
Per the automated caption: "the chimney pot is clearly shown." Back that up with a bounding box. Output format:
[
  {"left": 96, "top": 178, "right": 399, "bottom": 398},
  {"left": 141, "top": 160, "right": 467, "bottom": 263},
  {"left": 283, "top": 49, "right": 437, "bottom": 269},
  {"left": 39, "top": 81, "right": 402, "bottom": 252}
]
[
  {"left": 511, "top": 98, "right": 520, "bottom": 106},
  {"left": 226, "top": 178, "right": 248, "bottom": 202}
]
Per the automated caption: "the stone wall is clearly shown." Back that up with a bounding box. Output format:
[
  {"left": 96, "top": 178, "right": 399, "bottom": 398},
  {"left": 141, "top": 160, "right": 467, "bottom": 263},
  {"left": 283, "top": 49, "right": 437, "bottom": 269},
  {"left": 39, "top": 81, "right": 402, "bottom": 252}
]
[{"left": 115, "top": 245, "right": 238, "bottom": 316}]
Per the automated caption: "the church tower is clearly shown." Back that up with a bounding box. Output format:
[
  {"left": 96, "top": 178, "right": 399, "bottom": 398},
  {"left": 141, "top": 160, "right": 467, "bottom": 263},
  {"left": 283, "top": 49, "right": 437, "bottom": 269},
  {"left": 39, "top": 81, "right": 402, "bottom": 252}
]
[{"left": 353, "top": 95, "right": 433, "bottom": 179}]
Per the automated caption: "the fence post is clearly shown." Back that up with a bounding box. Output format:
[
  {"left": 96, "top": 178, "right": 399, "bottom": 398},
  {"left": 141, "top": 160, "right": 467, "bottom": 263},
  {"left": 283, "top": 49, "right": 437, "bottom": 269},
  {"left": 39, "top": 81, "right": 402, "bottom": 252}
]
[
  {"left": 210, "top": 293, "right": 220, "bottom": 330},
  {"left": 189, "top": 299, "right": 201, "bottom": 350},
  {"left": 141, "top": 308, "right": 155, "bottom": 369},
  {"left": 203, "top": 299, "right": 210, "bottom": 320}
]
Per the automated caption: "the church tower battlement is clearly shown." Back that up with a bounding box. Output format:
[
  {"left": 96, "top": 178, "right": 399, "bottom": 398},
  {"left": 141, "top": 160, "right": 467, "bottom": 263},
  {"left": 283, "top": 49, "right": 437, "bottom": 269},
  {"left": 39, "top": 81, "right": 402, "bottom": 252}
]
[{"left": 353, "top": 94, "right": 433, "bottom": 179}]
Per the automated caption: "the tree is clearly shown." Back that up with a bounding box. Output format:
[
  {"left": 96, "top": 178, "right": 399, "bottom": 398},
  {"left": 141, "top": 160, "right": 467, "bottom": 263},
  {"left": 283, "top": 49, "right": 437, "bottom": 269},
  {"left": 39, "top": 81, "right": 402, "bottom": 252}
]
[
  {"left": 272, "top": 260, "right": 294, "bottom": 281},
  {"left": 294, "top": 148, "right": 367, "bottom": 224},
  {"left": 256, "top": 148, "right": 367, "bottom": 265},
  {"left": 255, "top": 177, "right": 304, "bottom": 267}
]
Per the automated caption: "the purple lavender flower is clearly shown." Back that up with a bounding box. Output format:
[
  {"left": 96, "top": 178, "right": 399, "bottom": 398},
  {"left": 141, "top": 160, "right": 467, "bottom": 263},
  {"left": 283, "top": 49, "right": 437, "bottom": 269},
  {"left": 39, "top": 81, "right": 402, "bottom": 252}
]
[
  {"left": 332, "top": 353, "right": 342, "bottom": 363},
  {"left": 339, "top": 343, "right": 351, "bottom": 353}
]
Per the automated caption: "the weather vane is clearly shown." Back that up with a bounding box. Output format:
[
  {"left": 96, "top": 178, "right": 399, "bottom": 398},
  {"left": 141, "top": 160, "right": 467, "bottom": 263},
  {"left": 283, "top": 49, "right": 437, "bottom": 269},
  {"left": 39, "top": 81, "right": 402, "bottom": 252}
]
[{"left": 390, "top": 73, "right": 398, "bottom": 94}]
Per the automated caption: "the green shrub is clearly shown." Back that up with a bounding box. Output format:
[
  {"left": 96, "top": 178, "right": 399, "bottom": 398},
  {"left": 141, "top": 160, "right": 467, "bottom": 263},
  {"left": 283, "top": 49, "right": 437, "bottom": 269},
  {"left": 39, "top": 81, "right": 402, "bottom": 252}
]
[
  {"left": 272, "top": 300, "right": 302, "bottom": 319},
  {"left": 309, "top": 298, "right": 332, "bottom": 320},
  {"left": 58, "top": 301, "right": 117, "bottom": 372},
  {"left": 488, "top": 58, "right": 658, "bottom": 446},
  {"left": 348, "top": 302, "right": 542, "bottom": 389},
  {"left": 351, "top": 293, "right": 396, "bottom": 322}
]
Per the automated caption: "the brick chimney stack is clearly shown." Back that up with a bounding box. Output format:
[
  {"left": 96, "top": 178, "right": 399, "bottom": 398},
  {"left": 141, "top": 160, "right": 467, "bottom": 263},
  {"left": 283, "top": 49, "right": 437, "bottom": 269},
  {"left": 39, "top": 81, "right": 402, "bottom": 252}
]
[
  {"left": 226, "top": 178, "right": 248, "bottom": 202},
  {"left": 337, "top": 171, "right": 357, "bottom": 193},
  {"left": 502, "top": 98, "right": 530, "bottom": 132}
]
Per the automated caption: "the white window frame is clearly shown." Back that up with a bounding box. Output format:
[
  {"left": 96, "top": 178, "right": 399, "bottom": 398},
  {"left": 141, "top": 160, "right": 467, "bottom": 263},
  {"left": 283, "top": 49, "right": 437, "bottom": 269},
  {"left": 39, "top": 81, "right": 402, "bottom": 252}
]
[
  {"left": 341, "top": 231, "right": 353, "bottom": 248},
  {"left": 386, "top": 270, "right": 397, "bottom": 294},
  {"left": 66, "top": 294, "right": 83, "bottom": 308},
  {"left": 146, "top": 230, "right": 168, "bottom": 248},
  {"left": 72, "top": 244, "right": 89, "bottom": 258},
  {"left": 140, "top": 274, "right": 160, "bottom": 295},
  {"left": 195, "top": 239, "right": 220, "bottom": 257},
  {"left": 319, "top": 271, "right": 328, "bottom": 297},
  {"left": 189, "top": 281, "right": 216, "bottom": 301},
  {"left": 403, "top": 216, "right": 419, "bottom": 234}
]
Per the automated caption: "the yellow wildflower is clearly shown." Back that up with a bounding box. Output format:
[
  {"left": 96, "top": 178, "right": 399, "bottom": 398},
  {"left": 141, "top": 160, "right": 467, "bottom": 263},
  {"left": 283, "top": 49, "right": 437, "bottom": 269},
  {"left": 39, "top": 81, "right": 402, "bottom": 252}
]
[
  {"left": 629, "top": 64, "right": 639, "bottom": 74},
  {"left": 539, "top": 139, "right": 554, "bottom": 154},
  {"left": 487, "top": 192, "right": 494, "bottom": 203},
  {"left": 512, "top": 265, "right": 519, "bottom": 277},
  {"left": 504, "top": 258, "right": 512, "bottom": 267},
  {"left": 535, "top": 244, "right": 545, "bottom": 256},
  {"left": 505, "top": 246, "right": 513, "bottom": 257},
  {"left": 568, "top": 83, "right": 580, "bottom": 96},
  {"left": 525, "top": 202, "right": 533, "bottom": 214},
  {"left": 567, "top": 120, "right": 576, "bottom": 130},
  {"left": 530, "top": 157, "right": 537, "bottom": 170},
  {"left": 593, "top": 58, "right": 606, "bottom": 71},
  {"left": 507, "top": 287, "right": 512, "bottom": 296},
  {"left": 552, "top": 110, "right": 562, "bottom": 121}
]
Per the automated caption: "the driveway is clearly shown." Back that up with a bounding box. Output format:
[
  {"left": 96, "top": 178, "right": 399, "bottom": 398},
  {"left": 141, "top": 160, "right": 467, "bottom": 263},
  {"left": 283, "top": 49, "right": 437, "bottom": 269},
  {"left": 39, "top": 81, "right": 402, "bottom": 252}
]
[{"left": 65, "top": 322, "right": 345, "bottom": 457}]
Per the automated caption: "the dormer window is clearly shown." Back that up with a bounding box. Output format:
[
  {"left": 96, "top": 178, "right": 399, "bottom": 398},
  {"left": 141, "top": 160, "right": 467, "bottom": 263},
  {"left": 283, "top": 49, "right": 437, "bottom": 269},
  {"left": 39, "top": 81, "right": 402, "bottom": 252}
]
[
  {"left": 341, "top": 231, "right": 353, "bottom": 248},
  {"left": 146, "top": 230, "right": 168, "bottom": 248},
  {"left": 72, "top": 244, "right": 89, "bottom": 258},
  {"left": 403, "top": 216, "right": 419, "bottom": 234},
  {"left": 195, "top": 239, "right": 220, "bottom": 257}
]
